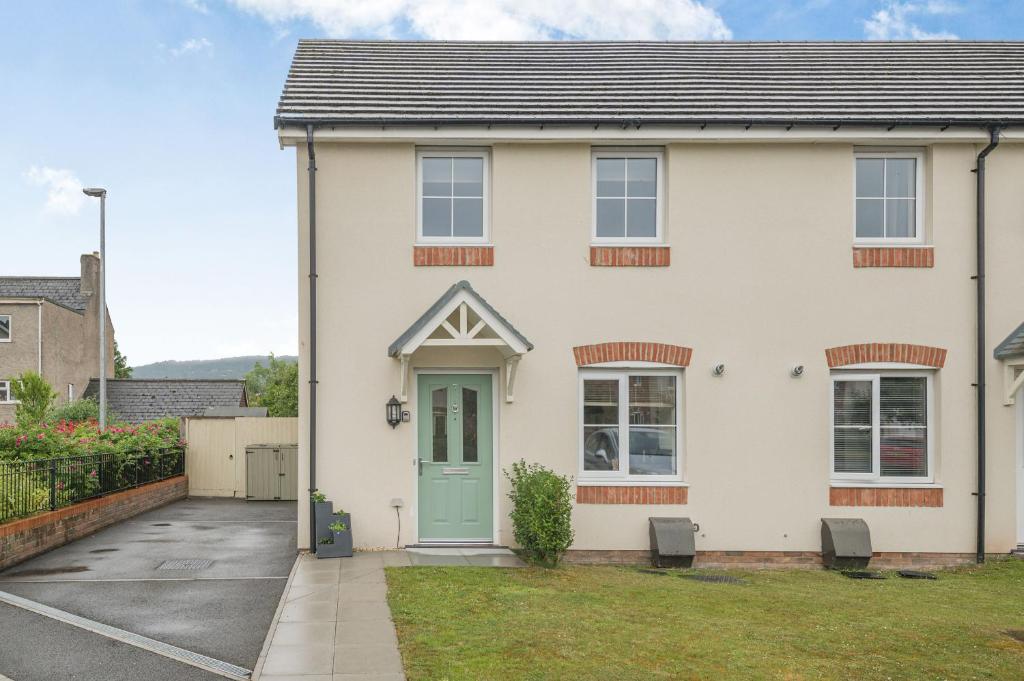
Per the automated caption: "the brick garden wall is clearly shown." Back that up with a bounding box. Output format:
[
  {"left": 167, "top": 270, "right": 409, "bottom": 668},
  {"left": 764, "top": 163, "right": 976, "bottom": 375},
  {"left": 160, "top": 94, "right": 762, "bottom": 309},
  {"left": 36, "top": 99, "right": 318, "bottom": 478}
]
[{"left": 0, "top": 475, "right": 188, "bottom": 570}]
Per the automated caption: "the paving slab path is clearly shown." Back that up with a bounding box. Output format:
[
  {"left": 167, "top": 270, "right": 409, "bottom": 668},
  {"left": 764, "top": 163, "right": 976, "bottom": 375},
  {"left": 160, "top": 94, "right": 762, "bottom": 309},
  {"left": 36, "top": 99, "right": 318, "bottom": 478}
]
[{"left": 254, "top": 548, "right": 524, "bottom": 681}]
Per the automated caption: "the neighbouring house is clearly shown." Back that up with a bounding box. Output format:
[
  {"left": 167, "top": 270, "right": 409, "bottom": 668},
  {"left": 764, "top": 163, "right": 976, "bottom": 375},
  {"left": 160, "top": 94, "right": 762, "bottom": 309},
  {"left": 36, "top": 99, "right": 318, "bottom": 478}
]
[
  {"left": 84, "top": 379, "right": 250, "bottom": 424},
  {"left": 0, "top": 253, "right": 114, "bottom": 424},
  {"left": 275, "top": 40, "right": 1024, "bottom": 566}
]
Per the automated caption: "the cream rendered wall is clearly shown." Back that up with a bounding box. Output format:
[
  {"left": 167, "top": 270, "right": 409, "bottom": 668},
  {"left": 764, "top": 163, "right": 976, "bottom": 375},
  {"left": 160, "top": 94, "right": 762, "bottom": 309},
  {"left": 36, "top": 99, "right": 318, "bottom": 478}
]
[{"left": 293, "top": 139, "right": 1022, "bottom": 555}]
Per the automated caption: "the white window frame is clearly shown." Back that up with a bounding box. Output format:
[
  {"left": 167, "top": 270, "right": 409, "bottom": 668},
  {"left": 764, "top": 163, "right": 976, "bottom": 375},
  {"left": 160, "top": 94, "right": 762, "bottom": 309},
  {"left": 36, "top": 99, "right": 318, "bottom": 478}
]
[
  {"left": 830, "top": 370, "right": 935, "bottom": 485},
  {"left": 853, "top": 150, "right": 926, "bottom": 246},
  {"left": 0, "top": 314, "right": 10, "bottom": 342},
  {"left": 591, "top": 150, "right": 665, "bottom": 245},
  {"left": 416, "top": 149, "right": 490, "bottom": 245},
  {"left": 578, "top": 367, "right": 683, "bottom": 483},
  {"left": 0, "top": 380, "right": 12, "bottom": 404}
]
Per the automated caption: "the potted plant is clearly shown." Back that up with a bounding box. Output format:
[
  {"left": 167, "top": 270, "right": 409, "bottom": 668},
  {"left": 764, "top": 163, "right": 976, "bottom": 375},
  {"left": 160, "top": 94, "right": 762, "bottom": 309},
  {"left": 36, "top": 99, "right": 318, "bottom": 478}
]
[
  {"left": 311, "top": 490, "right": 333, "bottom": 545},
  {"left": 316, "top": 517, "right": 353, "bottom": 559}
]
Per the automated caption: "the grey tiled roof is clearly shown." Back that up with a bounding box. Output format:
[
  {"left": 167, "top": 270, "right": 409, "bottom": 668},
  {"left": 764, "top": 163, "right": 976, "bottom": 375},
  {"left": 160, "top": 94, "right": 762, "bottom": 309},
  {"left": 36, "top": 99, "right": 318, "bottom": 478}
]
[
  {"left": 0, "top": 277, "right": 88, "bottom": 313},
  {"left": 388, "top": 280, "right": 533, "bottom": 357},
  {"left": 277, "top": 40, "right": 1024, "bottom": 128},
  {"left": 995, "top": 322, "right": 1024, "bottom": 360},
  {"left": 84, "top": 379, "right": 248, "bottom": 424}
]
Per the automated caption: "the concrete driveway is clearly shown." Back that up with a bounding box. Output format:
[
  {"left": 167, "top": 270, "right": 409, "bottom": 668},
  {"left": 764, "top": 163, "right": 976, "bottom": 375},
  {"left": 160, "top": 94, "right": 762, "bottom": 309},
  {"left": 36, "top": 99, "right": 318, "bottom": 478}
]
[{"left": 0, "top": 497, "right": 296, "bottom": 681}]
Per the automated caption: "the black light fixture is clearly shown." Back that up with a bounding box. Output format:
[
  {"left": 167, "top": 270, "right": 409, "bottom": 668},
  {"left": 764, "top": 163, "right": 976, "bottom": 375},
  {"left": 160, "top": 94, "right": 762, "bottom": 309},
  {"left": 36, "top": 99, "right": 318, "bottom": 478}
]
[{"left": 386, "top": 395, "right": 402, "bottom": 428}]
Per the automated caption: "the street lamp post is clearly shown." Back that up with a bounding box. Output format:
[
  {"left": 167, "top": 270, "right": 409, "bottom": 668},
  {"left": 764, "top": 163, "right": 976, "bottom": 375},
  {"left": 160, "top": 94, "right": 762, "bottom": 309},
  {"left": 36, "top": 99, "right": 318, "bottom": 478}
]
[{"left": 82, "top": 187, "right": 107, "bottom": 430}]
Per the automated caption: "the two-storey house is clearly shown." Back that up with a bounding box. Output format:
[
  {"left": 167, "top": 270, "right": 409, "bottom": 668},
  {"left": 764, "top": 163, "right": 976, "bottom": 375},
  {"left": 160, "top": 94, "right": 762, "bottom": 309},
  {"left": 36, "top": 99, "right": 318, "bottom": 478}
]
[
  {"left": 276, "top": 40, "right": 1024, "bottom": 566},
  {"left": 0, "top": 253, "right": 115, "bottom": 424}
]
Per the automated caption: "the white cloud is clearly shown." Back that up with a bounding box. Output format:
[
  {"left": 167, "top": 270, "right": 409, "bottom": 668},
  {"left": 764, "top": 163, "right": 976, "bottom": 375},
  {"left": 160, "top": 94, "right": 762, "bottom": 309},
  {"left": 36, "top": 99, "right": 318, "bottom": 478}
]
[
  {"left": 169, "top": 37, "right": 213, "bottom": 57},
  {"left": 228, "top": 0, "right": 732, "bottom": 40},
  {"left": 180, "top": 0, "right": 210, "bottom": 13},
  {"left": 24, "top": 166, "right": 86, "bottom": 216},
  {"left": 864, "top": 2, "right": 959, "bottom": 40}
]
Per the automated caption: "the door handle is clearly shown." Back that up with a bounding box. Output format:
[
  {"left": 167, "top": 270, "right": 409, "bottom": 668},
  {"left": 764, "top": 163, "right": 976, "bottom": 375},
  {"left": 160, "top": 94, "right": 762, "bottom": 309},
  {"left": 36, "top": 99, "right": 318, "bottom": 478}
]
[{"left": 418, "top": 458, "right": 423, "bottom": 477}]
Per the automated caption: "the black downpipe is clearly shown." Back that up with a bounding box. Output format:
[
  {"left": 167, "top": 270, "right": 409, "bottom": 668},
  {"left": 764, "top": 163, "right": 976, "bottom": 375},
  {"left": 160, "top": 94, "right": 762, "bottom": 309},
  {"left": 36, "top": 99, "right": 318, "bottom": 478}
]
[
  {"left": 975, "top": 126, "right": 1000, "bottom": 564},
  {"left": 306, "top": 124, "right": 319, "bottom": 552}
]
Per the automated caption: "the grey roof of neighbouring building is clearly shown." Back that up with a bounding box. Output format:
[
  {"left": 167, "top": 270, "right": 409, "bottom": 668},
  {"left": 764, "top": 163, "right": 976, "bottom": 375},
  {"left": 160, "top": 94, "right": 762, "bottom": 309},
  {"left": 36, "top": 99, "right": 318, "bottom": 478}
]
[
  {"left": 0, "top": 277, "right": 88, "bottom": 313},
  {"left": 276, "top": 40, "right": 1024, "bottom": 128},
  {"left": 84, "top": 379, "right": 248, "bottom": 423},
  {"left": 995, "top": 322, "right": 1024, "bottom": 360}
]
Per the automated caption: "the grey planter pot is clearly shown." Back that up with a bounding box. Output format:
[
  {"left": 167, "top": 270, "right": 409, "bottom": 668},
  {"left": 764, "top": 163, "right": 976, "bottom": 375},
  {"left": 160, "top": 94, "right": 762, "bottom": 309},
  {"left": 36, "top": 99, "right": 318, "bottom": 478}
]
[
  {"left": 316, "top": 512, "right": 353, "bottom": 559},
  {"left": 314, "top": 501, "right": 334, "bottom": 544}
]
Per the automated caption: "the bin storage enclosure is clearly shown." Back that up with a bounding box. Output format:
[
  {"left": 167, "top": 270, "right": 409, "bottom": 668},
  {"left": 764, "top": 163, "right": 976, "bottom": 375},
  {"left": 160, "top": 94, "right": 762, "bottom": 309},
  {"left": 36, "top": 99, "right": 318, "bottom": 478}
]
[
  {"left": 183, "top": 416, "right": 298, "bottom": 497},
  {"left": 246, "top": 444, "right": 299, "bottom": 501}
]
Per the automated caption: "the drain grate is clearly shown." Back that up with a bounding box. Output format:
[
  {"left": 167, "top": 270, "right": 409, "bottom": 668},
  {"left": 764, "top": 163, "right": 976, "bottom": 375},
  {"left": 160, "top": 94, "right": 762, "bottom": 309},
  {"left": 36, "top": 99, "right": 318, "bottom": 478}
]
[
  {"left": 681, "top": 574, "right": 747, "bottom": 585},
  {"left": 157, "top": 559, "right": 213, "bottom": 571}
]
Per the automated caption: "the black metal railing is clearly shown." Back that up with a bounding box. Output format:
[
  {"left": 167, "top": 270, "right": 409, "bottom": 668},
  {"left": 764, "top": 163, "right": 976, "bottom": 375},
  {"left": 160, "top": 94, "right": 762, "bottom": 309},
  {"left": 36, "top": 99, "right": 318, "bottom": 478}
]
[{"left": 0, "top": 448, "right": 185, "bottom": 523}]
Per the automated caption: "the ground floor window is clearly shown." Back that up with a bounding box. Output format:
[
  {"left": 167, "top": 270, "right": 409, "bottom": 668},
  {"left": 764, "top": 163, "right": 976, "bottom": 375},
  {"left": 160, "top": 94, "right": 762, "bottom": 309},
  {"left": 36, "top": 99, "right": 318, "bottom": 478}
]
[
  {"left": 832, "top": 372, "right": 933, "bottom": 483},
  {"left": 0, "top": 380, "right": 10, "bottom": 403},
  {"left": 579, "top": 369, "right": 682, "bottom": 481}
]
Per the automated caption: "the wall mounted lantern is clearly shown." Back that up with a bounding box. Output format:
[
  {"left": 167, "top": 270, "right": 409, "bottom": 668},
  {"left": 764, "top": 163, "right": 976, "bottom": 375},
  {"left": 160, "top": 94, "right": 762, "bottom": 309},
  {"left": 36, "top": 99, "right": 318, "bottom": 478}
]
[{"left": 386, "top": 395, "right": 402, "bottom": 428}]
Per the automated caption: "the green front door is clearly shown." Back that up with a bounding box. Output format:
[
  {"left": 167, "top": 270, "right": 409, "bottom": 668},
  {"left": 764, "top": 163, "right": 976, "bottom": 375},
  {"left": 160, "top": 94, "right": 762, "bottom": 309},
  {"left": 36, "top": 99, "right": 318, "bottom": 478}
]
[{"left": 418, "top": 374, "right": 493, "bottom": 542}]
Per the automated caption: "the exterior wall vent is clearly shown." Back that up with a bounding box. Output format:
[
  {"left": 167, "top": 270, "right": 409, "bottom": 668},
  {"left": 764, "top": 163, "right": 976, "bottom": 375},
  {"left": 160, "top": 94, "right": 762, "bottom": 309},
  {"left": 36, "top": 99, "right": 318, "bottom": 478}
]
[
  {"left": 821, "top": 517, "right": 872, "bottom": 569},
  {"left": 649, "top": 517, "right": 696, "bottom": 568}
]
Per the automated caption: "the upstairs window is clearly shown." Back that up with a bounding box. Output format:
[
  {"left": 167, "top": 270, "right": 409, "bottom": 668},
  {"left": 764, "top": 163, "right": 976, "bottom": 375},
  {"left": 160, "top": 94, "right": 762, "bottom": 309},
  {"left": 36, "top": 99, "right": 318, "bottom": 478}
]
[
  {"left": 832, "top": 372, "right": 932, "bottom": 483},
  {"left": 593, "top": 151, "right": 663, "bottom": 243},
  {"left": 417, "top": 151, "right": 488, "bottom": 243},
  {"left": 854, "top": 151, "right": 924, "bottom": 244},
  {"left": 0, "top": 314, "right": 9, "bottom": 341}
]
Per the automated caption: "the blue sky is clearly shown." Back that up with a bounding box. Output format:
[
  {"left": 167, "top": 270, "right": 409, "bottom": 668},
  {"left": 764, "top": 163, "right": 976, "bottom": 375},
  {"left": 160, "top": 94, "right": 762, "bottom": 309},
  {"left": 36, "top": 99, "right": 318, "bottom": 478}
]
[{"left": 1, "top": 1, "right": 1021, "bottom": 365}]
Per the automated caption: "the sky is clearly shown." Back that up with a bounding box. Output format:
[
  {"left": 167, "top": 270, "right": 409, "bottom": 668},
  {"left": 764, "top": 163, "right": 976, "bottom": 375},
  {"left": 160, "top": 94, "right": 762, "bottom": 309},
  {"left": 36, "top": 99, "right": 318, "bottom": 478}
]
[{"left": 1, "top": 1, "right": 1022, "bottom": 366}]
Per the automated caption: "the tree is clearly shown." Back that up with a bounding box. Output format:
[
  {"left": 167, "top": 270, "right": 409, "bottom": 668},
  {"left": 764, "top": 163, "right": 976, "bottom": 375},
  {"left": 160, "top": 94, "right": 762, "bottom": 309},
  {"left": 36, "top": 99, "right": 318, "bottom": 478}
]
[
  {"left": 245, "top": 354, "right": 298, "bottom": 417},
  {"left": 114, "top": 340, "right": 132, "bottom": 379},
  {"left": 10, "top": 371, "right": 57, "bottom": 427}
]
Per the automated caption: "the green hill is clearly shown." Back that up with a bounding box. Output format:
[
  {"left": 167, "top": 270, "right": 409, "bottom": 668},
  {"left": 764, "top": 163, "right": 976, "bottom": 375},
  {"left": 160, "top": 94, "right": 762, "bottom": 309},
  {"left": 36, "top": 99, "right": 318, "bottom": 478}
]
[{"left": 131, "top": 355, "right": 297, "bottom": 380}]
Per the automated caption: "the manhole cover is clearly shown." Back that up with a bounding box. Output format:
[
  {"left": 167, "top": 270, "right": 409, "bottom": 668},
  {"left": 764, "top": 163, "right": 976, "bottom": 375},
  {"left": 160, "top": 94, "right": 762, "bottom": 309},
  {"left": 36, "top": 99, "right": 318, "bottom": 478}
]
[
  {"left": 681, "top": 574, "right": 747, "bottom": 585},
  {"left": 898, "top": 570, "right": 937, "bottom": 580},
  {"left": 157, "top": 559, "right": 213, "bottom": 570},
  {"left": 842, "top": 570, "right": 886, "bottom": 580}
]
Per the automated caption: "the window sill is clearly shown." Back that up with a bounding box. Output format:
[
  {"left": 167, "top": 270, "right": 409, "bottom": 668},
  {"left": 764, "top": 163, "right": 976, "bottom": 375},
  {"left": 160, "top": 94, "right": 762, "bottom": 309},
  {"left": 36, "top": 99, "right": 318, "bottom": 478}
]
[
  {"left": 852, "top": 246, "right": 934, "bottom": 268},
  {"left": 577, "top": 480, "right": 687, "bottom": 487},
  {"left": 830, "top": 482, "right": 940, "bottom": 488},
  {"left": 829, "top": 485, "right": 943, "bottom": 507},
  {"left": 577, "top": 483, "right": 687, "bottom": 505},
  {"left": 413, "top": 245, "right": 494, "bottom": 266},
  {"left": 590, "top": 245, "right": 670, "bottom": 267}
]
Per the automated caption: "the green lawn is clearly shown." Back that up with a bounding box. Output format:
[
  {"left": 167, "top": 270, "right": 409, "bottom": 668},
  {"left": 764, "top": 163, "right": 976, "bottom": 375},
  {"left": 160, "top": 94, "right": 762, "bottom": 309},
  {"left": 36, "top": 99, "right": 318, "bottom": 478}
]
[{"left": 386, "top": 560, "right": 1024, "bottom": 681}]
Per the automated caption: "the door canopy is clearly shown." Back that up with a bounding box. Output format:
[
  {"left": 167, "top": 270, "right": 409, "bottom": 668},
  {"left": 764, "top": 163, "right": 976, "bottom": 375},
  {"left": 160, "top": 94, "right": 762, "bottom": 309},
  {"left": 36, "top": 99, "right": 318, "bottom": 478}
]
[
  {"left": 996, "top": 321, "right": 1024, "bottom": 405},
  {"left": 388, "top": 281, "right": 533, "bottom": 403}
]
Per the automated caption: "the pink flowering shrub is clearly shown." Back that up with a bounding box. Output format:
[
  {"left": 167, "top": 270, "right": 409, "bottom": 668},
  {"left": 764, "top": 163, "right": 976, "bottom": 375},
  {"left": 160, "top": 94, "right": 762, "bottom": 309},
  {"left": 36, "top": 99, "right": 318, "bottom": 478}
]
[{"left": 0, "top": 417, "right": 183, "bottom": 461}]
